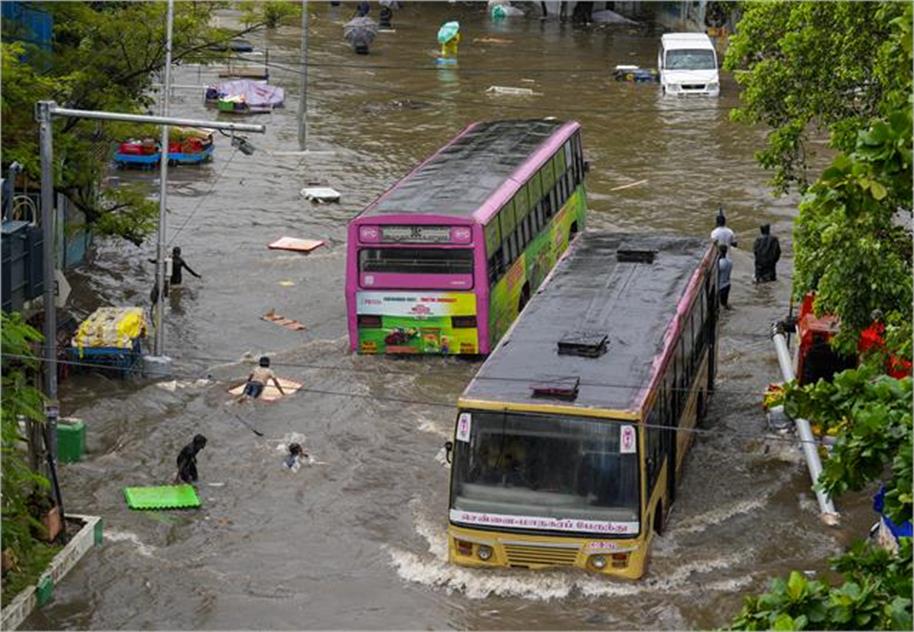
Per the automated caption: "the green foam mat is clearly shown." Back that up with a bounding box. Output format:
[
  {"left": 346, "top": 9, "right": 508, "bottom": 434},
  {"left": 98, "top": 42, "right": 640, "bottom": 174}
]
[{"left": 124, "top": 484, "right": 200, "bottom": 510}]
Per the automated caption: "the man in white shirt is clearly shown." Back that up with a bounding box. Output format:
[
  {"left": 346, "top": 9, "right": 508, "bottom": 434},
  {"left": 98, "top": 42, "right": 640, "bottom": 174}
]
[{"left": 710, "top": 208, "right": 737, "bottom": 257}]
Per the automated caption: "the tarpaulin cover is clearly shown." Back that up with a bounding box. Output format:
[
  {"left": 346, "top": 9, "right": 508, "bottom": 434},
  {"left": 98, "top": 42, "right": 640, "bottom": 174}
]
[
  {"left": 366, "top": 119, "right": 564, "bottom": 218},
  {"left": 73, "top": 307, "right": 146, "bottom": 354},
  {"left": 207, "top": 79, "right": 284, "bottom": 107},
  {"left": 462, "top": 233, "right": 712, "bottom": 412}
]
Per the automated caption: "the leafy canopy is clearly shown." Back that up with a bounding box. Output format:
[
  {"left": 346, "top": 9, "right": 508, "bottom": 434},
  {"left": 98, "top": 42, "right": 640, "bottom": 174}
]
[
  {"left": 1, "top": 3, "right": 278, "bottom": 245},
  {"left": 0, "top": 313, "right": 50, "bottom": 563},
  {"left": 724, "top": 1, "right": 908, "bottom": 193}
]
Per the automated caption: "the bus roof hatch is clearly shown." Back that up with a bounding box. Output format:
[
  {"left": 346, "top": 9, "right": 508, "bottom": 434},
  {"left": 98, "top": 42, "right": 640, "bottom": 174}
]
[
  {"left": 557, "top": 332, "right": 609, "bottom": 358},
  {"left": 531, "top": 376, "right": 580, "bottom": 401}
]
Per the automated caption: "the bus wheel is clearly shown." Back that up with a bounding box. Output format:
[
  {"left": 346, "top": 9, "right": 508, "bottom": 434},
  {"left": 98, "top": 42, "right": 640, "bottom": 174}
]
[
  {"left": 518, "top": 283, "right": 531, "bottom": 313},
  {"left": 653, "top": 501, "right": 664, "bottom": 536}
]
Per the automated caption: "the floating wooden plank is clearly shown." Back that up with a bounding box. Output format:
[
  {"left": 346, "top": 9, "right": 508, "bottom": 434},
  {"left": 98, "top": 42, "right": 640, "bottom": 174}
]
[
  {"left": 268, "top": 237, "right": 325, "bottom": 253},
  {"left": 610, "top": 179, "right": 648, "bottom": 192},
  {"left": 229, "top": 377, "right": 303, "bottom": 402},
  {"left": 261, "top": 309, "right": 307, "bottom": 331},
  {"left": 217, "top": 66, "right": 268, "bottom": 79}
]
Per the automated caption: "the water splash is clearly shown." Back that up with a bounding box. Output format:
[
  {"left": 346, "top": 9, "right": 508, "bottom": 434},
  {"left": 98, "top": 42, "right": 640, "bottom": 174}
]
[
  {"left": 389, "top": 508, "right": 754, "bottom": 601},
  {"left": 105, "top": 529, "right": 158, "bottom": 558}
]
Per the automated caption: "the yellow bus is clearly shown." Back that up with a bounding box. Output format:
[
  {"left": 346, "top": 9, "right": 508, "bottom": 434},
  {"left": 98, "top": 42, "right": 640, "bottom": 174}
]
[{"left": 445, "top": 232, "right": 719, "bottom": 579}]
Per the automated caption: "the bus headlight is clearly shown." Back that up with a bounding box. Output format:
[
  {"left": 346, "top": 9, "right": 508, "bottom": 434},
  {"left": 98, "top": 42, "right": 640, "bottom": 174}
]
[
  {"left": 589, "top": 554, "right": 607, "bottom": 570},
  {"left": 477, "top": 544, "right": 493, "bottom": 561}
]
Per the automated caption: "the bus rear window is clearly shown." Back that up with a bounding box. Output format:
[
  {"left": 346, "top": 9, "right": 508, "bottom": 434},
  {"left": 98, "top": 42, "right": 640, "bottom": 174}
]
[{"left": 359, "top": 248, "right": 474, "bottom": 274}]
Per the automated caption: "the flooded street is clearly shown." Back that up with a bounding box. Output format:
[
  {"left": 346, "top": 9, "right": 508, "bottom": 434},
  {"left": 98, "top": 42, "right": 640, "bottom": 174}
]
[{"left": 27, "top": 4, "right": 874, "bottom": 629}]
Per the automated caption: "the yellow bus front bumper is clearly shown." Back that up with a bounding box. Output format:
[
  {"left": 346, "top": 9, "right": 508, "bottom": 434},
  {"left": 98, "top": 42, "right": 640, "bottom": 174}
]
[{"left": 447, "top": 524, "right": 648, "bottom": 580}]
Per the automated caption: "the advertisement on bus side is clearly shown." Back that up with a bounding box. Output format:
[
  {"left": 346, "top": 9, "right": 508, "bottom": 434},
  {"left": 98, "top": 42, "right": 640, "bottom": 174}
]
[
  {"left": 488, "top": 189, "right": 584, "bottom": 344},
  {"left": 356, "top": 291, "right": 478, "bottom": 354}
]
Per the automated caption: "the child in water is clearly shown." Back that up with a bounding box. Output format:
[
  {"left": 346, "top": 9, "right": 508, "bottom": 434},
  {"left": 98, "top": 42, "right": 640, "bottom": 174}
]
[
  {"left": 283, "top": 443, "right": 309, "bottom": 472},
  {"left": 175, "top": 434, "right": 207, "bottom": 484},
  {"left": 238, "top": 356, "right": 286, "bottom": 403}
]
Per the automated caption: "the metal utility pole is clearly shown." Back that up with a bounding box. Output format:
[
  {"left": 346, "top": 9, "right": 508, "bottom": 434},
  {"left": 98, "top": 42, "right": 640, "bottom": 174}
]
[
  {"left": 38, "top": 101, "right": 59, "bottom": 463},
  {"left": 297, "top": 0, "right": 308, "bottom": 150},
  {"left": 771, "top": 324, "right": 839, "bottom": 526},
  {"left": 154, "top": 0, "right": 175, "bottom": 357},
  {"left": 37, "top": 103, "right": 264, "bottom": 447}
]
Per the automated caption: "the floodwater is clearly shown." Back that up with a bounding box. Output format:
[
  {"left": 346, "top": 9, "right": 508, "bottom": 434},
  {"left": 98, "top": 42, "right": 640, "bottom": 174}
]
[{"left": 26, "top": 4, "right": 874, "bottom": 630}]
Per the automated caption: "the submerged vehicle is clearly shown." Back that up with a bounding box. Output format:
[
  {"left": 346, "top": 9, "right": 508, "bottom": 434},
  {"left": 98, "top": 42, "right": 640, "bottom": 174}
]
[
  {"left": 446, "top": 232, "right": 720, "bottom": 578},
  {"left": 658, "top": 32, "right": 720, "bottom": 97},
  {"left": 346, "top": 119, "right": 588, "bottom": 355}
]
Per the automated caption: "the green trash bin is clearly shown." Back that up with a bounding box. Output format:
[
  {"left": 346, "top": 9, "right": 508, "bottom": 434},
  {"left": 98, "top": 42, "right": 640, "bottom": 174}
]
[{"left": 57, "top": 418, "right": 85, "bottom": 463}]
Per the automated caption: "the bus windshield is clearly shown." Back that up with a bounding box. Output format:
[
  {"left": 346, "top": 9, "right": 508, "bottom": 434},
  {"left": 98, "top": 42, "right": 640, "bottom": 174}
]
[
  {"left": 666, "top": 49, "right": 716, "bottom": 70},
  {"left": 450, "top": 412, "right": 640, "bottom": 534},
  {"left": 359, "top": 248, "right": 473, "bottom": 275}
]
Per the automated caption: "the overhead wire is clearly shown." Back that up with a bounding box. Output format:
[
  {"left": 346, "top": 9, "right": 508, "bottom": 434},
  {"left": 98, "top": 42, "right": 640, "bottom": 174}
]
[
  {"left": 4, "top": 343, "right": 796, "bottom": 398},
  {"left": 1, "top": 351, "right": 835, "bottom": 450},
  {"left": 167, "top": 145, "right": 241, "bottom": 246}
]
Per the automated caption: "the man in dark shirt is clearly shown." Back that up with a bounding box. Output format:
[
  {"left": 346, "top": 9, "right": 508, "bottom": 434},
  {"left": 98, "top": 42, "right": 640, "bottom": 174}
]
[
  {"left": 175, "top": 434, "right": 207, "bottom": 484},
  {"left": 753, "top": 224, "right": 781, "bottom": 283}
]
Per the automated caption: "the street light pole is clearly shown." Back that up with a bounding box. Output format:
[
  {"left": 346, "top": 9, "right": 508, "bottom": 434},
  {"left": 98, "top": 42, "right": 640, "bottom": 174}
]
[
  {"left": 297, "top": 0, "right": 308, "bottom": 150},
  {"left": 37, "top": 100, "right": 58, "bottom": 461},
  {"left": 38, "top": 106, "right": 263, "bottom": 383},
  {"left": 154, "top": 0, "right": 175, "bottom": 357}
]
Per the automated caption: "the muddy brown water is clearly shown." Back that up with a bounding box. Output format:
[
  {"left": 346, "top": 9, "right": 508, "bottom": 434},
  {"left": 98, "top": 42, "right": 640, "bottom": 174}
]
[{"left": 24, "top": 4, "right": 874, "bottom": 630}]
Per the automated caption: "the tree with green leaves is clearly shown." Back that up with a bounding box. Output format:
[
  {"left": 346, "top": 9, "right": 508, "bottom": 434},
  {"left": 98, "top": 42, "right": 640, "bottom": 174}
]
[
  {"left": 1, "top": 2, "right": 294, "bottom": 245},
  {"left": 0, "top": 312, "right": 53, "bottom": 602},
  {"left": 727, "top": 3, "right": 913, "bottom": 629},
  {"left": 727, "top": 1, "right": 912, "bottom": 353},
  {"left": 732, "top": 370, "right": 912, "bottom": 631},
  {"left": 724, "top": 1, "right": 909, "bottom": 193}
]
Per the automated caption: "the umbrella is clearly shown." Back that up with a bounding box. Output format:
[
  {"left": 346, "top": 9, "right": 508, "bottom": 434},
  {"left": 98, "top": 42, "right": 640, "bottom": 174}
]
[
  {"left": 437, "top": 21, "right": 460, "bottom": 44},
  {"left": 344, "top": 16, "right": 378, "bottom": 51}
]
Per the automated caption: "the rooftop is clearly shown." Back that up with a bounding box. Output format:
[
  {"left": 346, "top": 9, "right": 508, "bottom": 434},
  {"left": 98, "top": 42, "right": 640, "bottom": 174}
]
[
  {"left": 461, "top": 232, "right": 711, "bottom": 414},
  {"left": 363, "top": 119, "right": 568, "bottom": 218}
]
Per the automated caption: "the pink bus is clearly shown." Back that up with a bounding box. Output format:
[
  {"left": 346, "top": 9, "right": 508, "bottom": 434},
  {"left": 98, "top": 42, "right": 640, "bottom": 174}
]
[{"left": 346, "top": 119, "right": 588, "bottom": 355}]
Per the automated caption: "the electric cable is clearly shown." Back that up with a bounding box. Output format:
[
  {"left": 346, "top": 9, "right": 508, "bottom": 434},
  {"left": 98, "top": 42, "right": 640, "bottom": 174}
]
[
  {"left": 2, "top": 345, "right": 816, "bottom": 398},
  {"left": 2, "top": 351, "right": 841, "bottom": 449},
  {"left": 167, "top": 146, "right": 241, "bottom": 246}
]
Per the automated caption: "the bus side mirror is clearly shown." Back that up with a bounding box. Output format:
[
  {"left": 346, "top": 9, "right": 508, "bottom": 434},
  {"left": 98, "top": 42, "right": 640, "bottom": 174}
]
[
  {"left": 583, "top": 160, "right": 591, "bottom": 173},
  {"left": 444, "top": 441, "right": 453, "bottom": 464}
]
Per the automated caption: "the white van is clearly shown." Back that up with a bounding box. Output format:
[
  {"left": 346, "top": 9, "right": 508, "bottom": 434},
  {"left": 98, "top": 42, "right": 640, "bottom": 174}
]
[{"left": 658, "top": 33, "right": 720, "bottom": 97}]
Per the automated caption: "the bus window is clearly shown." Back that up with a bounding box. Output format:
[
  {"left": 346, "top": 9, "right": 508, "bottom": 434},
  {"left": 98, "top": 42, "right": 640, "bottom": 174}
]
[
  {"left": 513, "top": 184, "right": 529, "bottom": 220},
  {"left": 484, "top": 220, "right": 501, "bottom": 257},
  {"left": 540, "top": 159, "right": 555, "bottom": 192},
  {"left": 554, "top": 150, "right": 566, "bottom": 178},
  {"left": 358, "top": 248, "right": 474, "bottom": 275},
  {"left": 528, "top": 172, "right": 543, "bottom": 208},
  {"left": 451, "top": 412, "right": 641, "bottom": 526},
  {"left": 534, "top": 202, "right": 545, "bottom": 234},
  {"left": 499, "top": 199, "right": 516, "bottom": 238},
  {"left": 488, "top": 253, "right": 500, "bottom": 285}
]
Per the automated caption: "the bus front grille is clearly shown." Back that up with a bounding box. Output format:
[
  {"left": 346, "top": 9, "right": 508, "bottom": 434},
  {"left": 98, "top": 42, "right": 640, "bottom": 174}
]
[{"left": 503, "top": 543, "right": 580, "bottom": 567}]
